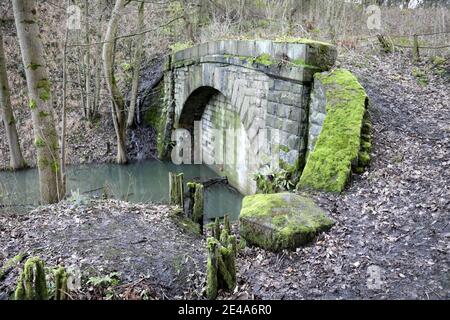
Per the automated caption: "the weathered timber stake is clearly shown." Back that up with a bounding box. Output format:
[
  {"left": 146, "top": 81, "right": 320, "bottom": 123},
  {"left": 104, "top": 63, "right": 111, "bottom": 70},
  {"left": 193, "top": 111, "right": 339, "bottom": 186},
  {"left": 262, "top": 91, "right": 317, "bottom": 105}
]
[
  {"left": 206, "top": 238, "right": 219, "bottom": 299},
  {"left": 54, "top": 267, "right": 69, "bottom": 300},
  {"left": 213, "top": 217, "right": 221, "bottom": 241},
  {"left": 169, "top": 172, "right": 184, "bottom": 207},
  {"left": 206, "top": 215, "right": 237, "bottom": 299},
  {"left": 377, "top": 34, "right": 393, "bottom": 53},
  {"left": 413, "top": 34, "right": 420, "bottom": 63},
  {"left": 14, "top": 257, "right": 48, "bottom": 300},
  {"left": 187, "top": 182, "right": 204, "bottom": 233},
  {"left": 222, "top": 215, "right": 231, "bottom": 239}
]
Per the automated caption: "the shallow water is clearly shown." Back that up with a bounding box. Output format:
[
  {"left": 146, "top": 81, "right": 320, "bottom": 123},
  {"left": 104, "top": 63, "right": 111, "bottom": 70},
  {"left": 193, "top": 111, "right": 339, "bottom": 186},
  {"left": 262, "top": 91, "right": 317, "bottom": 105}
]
[{"left": 0, "top": 160, "right": 243, "bottom": 220}]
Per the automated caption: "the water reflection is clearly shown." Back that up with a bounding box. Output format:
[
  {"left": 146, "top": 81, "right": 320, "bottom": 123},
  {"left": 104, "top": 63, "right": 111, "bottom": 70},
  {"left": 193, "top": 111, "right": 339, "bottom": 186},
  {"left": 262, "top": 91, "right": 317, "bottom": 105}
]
[{"left": 0, "top": 161, "right": 243, "bottom": 220}]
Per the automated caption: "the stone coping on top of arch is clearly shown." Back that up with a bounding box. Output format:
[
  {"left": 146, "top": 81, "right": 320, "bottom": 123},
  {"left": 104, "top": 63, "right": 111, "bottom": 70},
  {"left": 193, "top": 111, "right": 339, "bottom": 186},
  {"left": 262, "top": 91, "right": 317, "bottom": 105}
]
[{"left": 165, "top": 39, "right": 337, "bottom": 76}]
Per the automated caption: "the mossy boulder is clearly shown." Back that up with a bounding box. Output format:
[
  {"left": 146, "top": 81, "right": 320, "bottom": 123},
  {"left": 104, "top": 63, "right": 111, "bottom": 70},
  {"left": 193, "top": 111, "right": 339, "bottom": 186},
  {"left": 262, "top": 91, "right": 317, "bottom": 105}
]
[
  {"left": 299, "top": 69, "right": 370, "bottom": 193},
  {"left": 239, "top": 193, "right": 334, "bottom": 251}
]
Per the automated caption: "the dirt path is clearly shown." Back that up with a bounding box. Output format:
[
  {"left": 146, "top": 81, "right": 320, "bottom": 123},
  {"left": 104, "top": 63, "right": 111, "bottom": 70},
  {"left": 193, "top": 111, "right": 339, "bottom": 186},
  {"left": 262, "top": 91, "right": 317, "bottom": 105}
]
[{"left": 234, "top": 52, "right": 449, "bottom": 300}]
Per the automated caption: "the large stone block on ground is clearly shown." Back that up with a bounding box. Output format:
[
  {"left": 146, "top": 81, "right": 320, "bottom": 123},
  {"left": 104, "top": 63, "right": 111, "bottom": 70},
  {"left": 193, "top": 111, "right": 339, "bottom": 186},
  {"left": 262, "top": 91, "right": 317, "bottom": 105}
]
[
  {"left": 239, "top": 193, "right": 334, "bottom": 251},
  {"left": 299, "top": 69, "right": 371, "bottom": 193}
]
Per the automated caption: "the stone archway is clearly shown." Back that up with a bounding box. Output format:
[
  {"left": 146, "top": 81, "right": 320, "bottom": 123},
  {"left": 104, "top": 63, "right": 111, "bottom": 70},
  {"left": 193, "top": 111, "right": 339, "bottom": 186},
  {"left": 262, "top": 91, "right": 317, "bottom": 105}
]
[
  {"left": 179, "top": 86, "right": 259, "bottom": 194},
  {"left": 160, "top": 39, "right": 339, "bottom": 194}
]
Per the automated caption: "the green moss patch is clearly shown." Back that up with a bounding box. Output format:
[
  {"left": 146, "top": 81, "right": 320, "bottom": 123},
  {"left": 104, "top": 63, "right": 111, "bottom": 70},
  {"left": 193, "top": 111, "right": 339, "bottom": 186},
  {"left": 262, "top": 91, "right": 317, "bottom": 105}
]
[
  {"left": 141, "top": 80, "right": 168, "bottom": 158},
  {"left": 169, "top": 41, "right": 194, "bottom": 53},
  {"left": 29, "top": 99, "right": 37, "bottom": 110},
  {"left": 275, "top": 37, "right": 337, "bottom": 70},
  {"left": 143, "top": 81, "right": 164, "bottom": 129},
  {"left": 169, "top": 208, "right": 201, "bottom": 235},
  {"left": 298, "top": 69, "right": 369, "bottom": 193},
  {"left": 239, "top": 193, "right": 334, "bottom": 251},
  {"left": 36, "top": 78, "right": 51, "bottom": 102},
  {"left": 275, "top": 36, "right": 334, "bottom": 48}
]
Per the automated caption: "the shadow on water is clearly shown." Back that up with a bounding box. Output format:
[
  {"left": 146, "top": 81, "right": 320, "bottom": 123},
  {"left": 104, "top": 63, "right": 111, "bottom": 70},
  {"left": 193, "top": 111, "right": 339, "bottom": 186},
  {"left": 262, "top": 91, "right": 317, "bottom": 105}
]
[{"left": 0, "top": 160, "right": 243, "bottom": 220}]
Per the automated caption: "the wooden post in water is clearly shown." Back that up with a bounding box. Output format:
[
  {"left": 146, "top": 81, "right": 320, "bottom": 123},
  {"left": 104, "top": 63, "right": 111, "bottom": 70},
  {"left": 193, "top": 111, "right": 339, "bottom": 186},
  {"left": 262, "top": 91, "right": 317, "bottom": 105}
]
[
  {"left": 412, "top": 34, "right": 420, "bottom": 63},
  {"left": 169, "top": 172, "right": 184, "bottom": 207},
  {"left": 187, "top": 182, "right": 204, "bottom": 234}
]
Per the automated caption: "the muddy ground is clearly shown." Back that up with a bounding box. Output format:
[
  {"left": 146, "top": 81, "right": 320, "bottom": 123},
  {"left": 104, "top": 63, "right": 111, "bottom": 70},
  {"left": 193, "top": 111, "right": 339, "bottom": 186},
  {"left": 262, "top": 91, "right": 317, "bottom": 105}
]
[{"left": 0, "top": 200, "right": 206, "bottom": 300}]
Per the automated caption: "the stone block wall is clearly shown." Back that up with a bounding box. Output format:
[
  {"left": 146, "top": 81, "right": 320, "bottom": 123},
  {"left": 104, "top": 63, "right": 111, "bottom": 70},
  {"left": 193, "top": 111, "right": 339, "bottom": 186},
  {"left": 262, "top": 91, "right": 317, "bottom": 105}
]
[
  {"left": 307, "top": 77, "right": 327, "bottom": 153},
  {"left": 159, "top": 39, "right": 338, "bottom": 194}
]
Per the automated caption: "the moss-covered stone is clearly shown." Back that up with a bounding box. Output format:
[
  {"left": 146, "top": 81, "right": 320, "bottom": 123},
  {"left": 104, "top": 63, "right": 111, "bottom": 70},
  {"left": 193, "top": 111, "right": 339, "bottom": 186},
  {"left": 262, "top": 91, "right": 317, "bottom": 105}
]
[
  {"left": 275, "top": 37, "right": 334, "bottom": 48},
  {"left": 254, "top": 53, "right": 273, "bottom": 66},
  {"left": 169, "top": 41, "right": 194, "bottom": 53},
  {"left": 274, "top": 37, "right": 337, "bottom": 70},
  {"left": 239, "top": 193, "right": 334, "bottom": 252},
  {"left": 298, "top": 69, "right": 369, "bottom": 193}
]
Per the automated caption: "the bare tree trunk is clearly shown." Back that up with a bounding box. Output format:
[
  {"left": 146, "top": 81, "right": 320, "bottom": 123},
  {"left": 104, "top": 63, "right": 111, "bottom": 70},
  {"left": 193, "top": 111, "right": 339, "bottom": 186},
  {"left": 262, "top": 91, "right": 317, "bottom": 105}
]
[
  {"left": 126, "top": 1, "right": 145, "bottom": 128},
  {"left": 76, "top": 30, "right": 87, "bottom": 117},
  {"left": 0, "top": 32, "right": 26, "bottom": 170},
  {"left": 93, "top": 9, "right": 103, "bottom": 117},
  {"left": 103, "top": 0, "right": 127, "bottom": 164},
  {"left": 182, "top": 0, "right": 195, "bottom": 43},
  {"left": 12, "top": 0, "right": 64, "bottom": 204},
  {"left": 61, "top": 4, "right": 69, "bottom": 191},
  {"left": 84, "top": 0, "right": 92, "bottom": 119},
  {"left": 198, "top": 0, "right": 210, "bottom": 29}
]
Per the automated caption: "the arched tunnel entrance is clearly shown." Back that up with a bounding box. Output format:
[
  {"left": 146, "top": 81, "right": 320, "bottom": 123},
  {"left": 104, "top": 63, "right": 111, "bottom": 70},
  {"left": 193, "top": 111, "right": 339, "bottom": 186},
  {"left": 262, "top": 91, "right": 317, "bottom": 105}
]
[{"left": 177, "top": 86, "right": 258, "bottom": 194}]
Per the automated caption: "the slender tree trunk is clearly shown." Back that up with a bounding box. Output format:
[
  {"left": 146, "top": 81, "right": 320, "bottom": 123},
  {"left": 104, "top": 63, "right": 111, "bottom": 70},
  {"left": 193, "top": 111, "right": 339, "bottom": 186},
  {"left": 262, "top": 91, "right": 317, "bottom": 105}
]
[
  {"left": 198, "top": 0, "right": 209, "bottom": 29},
  {"left": 84, "top": 0, "right": 92, "bottom": 119},
  {"left": 61, "top": 4, "right": 69, "bottom": 191},
  {"left": 126, "top": 1, "right": 145, "bottom": 128},
  {"left": 103, "top": 0, "right": 127, "bottom": 164},
  {"left": 182, "top": 0, "right": 195, "bottom": 43},
  {"left": 92, "top": 0, "right": 104, "bottom": 117},
  {"left": 12, "top": 0, "right": 64, "bottom": 204},
  {"left": 92, "top": 41, "right": 102, "bottom": 116},
  {"left": 0, "top": 32, "right": 26, "bottom": 170},
  {"left": 76, "top": 30, "right": 87, "bottom": 117}
]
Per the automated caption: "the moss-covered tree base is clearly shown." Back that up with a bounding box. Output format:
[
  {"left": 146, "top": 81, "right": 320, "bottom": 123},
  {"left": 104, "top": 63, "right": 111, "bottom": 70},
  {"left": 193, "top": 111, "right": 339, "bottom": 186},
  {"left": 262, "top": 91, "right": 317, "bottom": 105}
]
[{"left": 239, "top": 193, "right": 334, "bottom": 252}]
